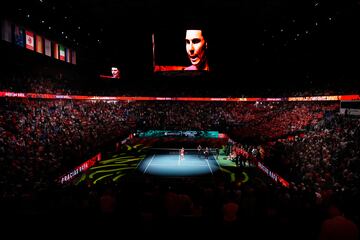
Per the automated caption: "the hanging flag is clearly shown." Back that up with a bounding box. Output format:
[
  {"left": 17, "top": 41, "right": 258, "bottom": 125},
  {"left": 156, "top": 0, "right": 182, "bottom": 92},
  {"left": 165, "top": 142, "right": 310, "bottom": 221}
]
[
  {"left": 66, "top": 48, "right": 71, "bottom": 63},
  {"left": 35, "top": 35, "right": 43, "bottom": 54},
  {"left": 1, "top": 19, "right": 12, "bottom": 42},
  {"left": 44, "top": 38, "right": 51, "bottom": 57},
  {"left": 71, "top": 50, "right": 76, "bottom": 64},
  {"left": 25, "top": 30, "right": 34, "bottom": 50},
  {"left": 53, "top": 42, "right": 59, "bottom": 59},
  {"left": 59, "top": 45, "right": 65, "bottom": 61},
  {"left": 14, "top": 25, "right": 25, "bottom": 47}
]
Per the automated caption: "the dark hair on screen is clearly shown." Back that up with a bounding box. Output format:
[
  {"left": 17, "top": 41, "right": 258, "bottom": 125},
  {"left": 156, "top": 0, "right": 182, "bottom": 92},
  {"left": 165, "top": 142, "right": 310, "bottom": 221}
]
[{"left": 183, "top": 17, "right": 209, "bottom": 40}]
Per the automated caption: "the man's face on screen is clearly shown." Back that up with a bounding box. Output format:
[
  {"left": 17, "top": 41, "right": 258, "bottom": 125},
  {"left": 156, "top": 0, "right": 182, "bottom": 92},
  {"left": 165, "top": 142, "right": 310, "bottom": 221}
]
[
  {"left": 185, "top": 30, "right": 207, "bottom": 69},
  {"left": 111, "top": 67, "right": 120, "bottom": 78}
]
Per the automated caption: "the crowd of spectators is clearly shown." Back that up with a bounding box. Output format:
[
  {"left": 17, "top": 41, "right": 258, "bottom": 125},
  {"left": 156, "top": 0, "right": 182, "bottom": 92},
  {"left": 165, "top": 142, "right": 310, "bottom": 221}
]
[
  {"left": 0, "top": 72, "right": 359, "bottom": 238},
  {"left": 0, "top": 98, "right": 131, "bottom": 198},
  {"left": 262, "top": 113, "right": 360, "bottom": 218},
  {"left": 0, "top": 98, "right": 343, "bottom": 198}
]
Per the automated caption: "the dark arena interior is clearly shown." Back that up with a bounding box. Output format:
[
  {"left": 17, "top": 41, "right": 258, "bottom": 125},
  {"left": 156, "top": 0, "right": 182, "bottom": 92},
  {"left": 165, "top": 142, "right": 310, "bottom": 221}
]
[{"left": 1, "top": 0, "right": 360, "bottom": 238}]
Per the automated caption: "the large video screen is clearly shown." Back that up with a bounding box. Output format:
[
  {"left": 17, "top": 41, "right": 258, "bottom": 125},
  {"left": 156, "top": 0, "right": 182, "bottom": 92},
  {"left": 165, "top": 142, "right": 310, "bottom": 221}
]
[
  {"left": 99, "top": 66, "right": 121, "bottom": 80},
  {"left": 153, "top": 28, "right": 210, "bottom": 72}
]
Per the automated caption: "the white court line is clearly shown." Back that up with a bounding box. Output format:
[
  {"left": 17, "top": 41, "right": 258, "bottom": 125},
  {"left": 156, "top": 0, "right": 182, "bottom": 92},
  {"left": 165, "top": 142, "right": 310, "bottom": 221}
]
[
  {"left": 212, "top": 151, "right": 221, "bottom": 168},
  {"left": 143, "top": 154, "right": 156, "bottom": 174},
  {"left": 151, "top": 163, "right": 208, "bottom": 166},
  {"left": 136, "top": 155, "right": 146, "bottom": 169},
  {"left": 205, "top": 159, "right": 213, "bottom": 175}
]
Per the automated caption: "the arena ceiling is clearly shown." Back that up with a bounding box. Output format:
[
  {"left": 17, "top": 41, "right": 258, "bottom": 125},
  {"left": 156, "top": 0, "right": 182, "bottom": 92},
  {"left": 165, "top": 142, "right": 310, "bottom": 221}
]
[{"left": 2, "top": 0, "right": 360, "bottom": 83}]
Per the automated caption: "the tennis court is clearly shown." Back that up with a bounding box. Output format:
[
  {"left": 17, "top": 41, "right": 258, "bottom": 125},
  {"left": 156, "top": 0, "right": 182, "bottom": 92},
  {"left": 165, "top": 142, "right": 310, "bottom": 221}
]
[{"left": 138, "top": 148, "right": 220, "bottom": 176}]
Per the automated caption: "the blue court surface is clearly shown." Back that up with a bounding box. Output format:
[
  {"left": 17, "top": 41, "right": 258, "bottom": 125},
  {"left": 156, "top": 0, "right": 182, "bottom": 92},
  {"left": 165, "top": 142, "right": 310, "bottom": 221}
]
[{"left": 137, "top": 148, "right": 220, "bottom": 177}]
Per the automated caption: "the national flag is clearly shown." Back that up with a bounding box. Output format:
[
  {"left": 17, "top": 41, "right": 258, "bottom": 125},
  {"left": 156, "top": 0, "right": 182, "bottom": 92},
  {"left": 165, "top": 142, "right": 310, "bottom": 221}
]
[
  {"left": 59, "top": 45, "right": 65, "bottom": 61},
  {"left": 35, "top": 35, "right": 43, "bottom": 54},
  {"left": 25, "top": 30, "right": 34, "bottom": 50},
  {"left": 53, "top": 42, "right": 59, "bottom": 59},
  {"left": 14, "top": 25, "right": 25, "bottom": 47},
  {"left": 66, "top": 48, "right": 71, "bottom": 63},
  {"left": 71, "top": 50, "right": 76, "bottom": 64},
  {"left": 1, "top": 19, "right": 12, "bottom": 42},
  {"left": 44, "top": 38, "right": 51, "bottom": 56}
]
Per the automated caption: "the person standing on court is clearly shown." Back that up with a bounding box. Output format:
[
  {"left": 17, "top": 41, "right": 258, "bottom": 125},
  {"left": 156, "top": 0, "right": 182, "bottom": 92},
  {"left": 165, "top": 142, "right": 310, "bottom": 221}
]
[
  {"left": 215, "top": 147, "right": 220, "bottom": 160},
  {"left": 180, "top": 147, "right": 185, "bottom": 160},
  {"left": 204, "top": 147, "right": 209, "bottom": 160},
  {"left": 197, "top": 144, "right": 202, "bottom": 158}
]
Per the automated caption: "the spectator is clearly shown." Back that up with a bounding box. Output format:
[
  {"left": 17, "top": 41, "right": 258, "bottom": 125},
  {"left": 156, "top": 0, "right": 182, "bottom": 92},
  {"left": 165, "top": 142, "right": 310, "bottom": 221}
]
[{"left": 319, "top": 204, "right": 359, "bottom": 240}]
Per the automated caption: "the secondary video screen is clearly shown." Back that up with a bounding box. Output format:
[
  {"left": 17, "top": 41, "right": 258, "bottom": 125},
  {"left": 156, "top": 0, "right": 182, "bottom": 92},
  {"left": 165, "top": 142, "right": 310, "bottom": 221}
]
[
  {"left": 153, "top": 28, "right": 210, "bottom": 72},
  {"left": 99, "top": 66, "right": 121, "bottom": 80}
]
